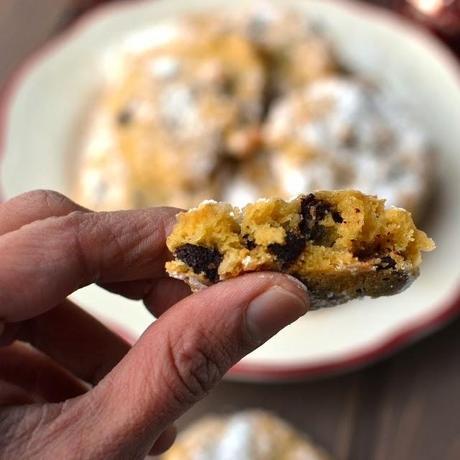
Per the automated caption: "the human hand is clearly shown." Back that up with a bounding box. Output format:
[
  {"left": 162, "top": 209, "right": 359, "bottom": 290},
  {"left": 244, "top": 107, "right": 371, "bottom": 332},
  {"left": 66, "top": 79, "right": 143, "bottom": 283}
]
[{"left": 0, "top": 190, "right": 309, "bottom": 459}]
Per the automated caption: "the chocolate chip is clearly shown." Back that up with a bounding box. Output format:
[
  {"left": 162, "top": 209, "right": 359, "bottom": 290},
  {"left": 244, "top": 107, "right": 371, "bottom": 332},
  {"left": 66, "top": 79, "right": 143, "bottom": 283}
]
[
  {"left": 117, "top": 108, "right": 133, "bottom": 126},
  {"left": 332, "top": 211, "right": 343, "bottom": 223},
  {"left": 299, "top": 194, "right": 318, "bottom": 234},
  {"left": 355, "top": 247, "right": 376, "bottom": 261},
  {"left": 175, "top": 244, "right": 223, "bottom": 282},
  {"left": 242, "top": 234, "right": 256, "bottom": 250},
  {"left": 299, "top": 194, "right": 333, "bottom": 234},
  {"left": 268, "top": 232, "right": 306, "bottom": 268},
  {"left": 221, "top": 76, "right": 237, "bottom": 96},
  {"left": 310, "top": 225, "right": 328, "bottom": 245},
  {"left": 302, "top": 194, "right": 331, "bottom": 221},
  {"left": 299, "top": 194, "right": 340, "bottom": 245},
  {"left": 376, "top": 256, "right": 397, "bottom": 271}
]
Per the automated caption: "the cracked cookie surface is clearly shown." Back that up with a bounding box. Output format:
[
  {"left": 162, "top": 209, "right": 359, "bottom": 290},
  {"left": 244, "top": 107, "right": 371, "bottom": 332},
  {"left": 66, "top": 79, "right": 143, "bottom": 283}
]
[
  {"left": 77, "top": 8, "right": 433, "bottom": 216},
  {"left": 166, "top": 190, "right": 434, "bottom": 308}
]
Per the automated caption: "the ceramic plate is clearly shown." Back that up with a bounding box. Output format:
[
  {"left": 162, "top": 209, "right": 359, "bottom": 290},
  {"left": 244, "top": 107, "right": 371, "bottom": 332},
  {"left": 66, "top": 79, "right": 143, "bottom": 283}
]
[{"left": 1, "top": 0, "right": 460, "bottom": 381}]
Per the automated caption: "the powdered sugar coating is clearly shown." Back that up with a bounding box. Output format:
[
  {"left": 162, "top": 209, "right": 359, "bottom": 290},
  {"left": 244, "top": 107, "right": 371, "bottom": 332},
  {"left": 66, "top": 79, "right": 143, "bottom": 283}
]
[
  {"left": 266, "top": 77, "right": 433, "bottom": 216},
  {"left": 163, "top": 411, "right": 331, "bottom": 460},
  {"left": 76, "top": 7, "right": 434, "bottom": 216}
]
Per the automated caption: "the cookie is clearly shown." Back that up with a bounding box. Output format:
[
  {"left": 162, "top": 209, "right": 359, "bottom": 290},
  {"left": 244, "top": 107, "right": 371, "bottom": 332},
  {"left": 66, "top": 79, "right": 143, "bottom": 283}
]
[
  {"left": 265, "top": 77, "right": 434, "bottom": 217},
  {"left": 234, "top": 5, "right": 337, "bottom": 95},
  {"left": 166, "top": 191, "right": 434, "bottom": 308},
  {"left": 162, "top": 411, "right": 331, "bottom": 460},
  {"left": 76, "top": 8, "right": 435, "bottom": 218},
  {"left": 77, "top": 16, "right": 266, "bottom": 210}
]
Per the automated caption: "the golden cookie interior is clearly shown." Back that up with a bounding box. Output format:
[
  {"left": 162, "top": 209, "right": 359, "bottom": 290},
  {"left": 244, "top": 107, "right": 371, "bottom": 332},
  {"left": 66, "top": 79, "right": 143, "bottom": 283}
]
[{"left": 166, "top": 190, "right": 434, "bottom": 308}]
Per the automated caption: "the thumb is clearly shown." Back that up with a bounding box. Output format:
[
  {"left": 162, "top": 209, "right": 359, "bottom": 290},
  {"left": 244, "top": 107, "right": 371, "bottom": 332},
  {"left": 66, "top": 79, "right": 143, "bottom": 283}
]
[{"left": 78, "top": 273, "right": 309, "bottom": 458}]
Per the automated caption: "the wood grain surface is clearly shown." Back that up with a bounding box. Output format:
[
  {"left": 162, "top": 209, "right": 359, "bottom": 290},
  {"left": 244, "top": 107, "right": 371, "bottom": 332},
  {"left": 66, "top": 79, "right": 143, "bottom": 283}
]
[
  {"left": 176, "top": 317, "right": 460, "bottom": 460},
  {"left": 1, "top": 1, "right": 459, "bottom": 459}
]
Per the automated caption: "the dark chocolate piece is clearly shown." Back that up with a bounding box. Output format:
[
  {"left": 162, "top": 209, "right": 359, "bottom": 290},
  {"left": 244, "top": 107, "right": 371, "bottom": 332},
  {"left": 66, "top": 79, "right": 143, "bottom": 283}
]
[
  {"left": 355, "top": 246, "right": 376, "bottom": 261},
  {"left": 116, "top": 108, "right": 133, "bottom": 126},
  {"left": 302, "top": 194, "right": 331, "bottom": 221},
  {"left": 221, "top": 76, "right": 237, "bottom": 96},
  {"left": 300, "top": 194, "right": 344, "bottom": 225},
  {"left": 332, "top": 211, "right": 343, "bottom": 223},
  {"left": 242, "top": 234, "right": 256, "bottom": 250},
  {"left": 299, "top": 194, "right": 341, "bottom": 246},
  {"left": 175, "top": 244, "right": 223, "bottom": 282},
  {"left": 376, "top": 256, "right": 397, "bottom": 271},
  {"left": 309, "top": 224, "right": 328, "bottom": 246},
  {"left": 268, "top": 232, "right": 306, "bottom": 268},
  {"left": 300, "top": 194, "right": 330, "bottom": 234}
]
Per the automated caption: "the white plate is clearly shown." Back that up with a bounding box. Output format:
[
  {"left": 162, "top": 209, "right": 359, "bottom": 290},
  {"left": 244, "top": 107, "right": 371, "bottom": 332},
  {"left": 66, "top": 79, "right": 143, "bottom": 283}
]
[{"left": 1, "top": 0, "right": 460, "bottom": 381}]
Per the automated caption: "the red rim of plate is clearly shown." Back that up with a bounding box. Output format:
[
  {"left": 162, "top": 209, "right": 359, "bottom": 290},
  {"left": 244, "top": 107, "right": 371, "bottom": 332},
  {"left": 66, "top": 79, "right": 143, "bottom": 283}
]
[{"left": 0, "top": 0, "right": 459, "bottom": 382}]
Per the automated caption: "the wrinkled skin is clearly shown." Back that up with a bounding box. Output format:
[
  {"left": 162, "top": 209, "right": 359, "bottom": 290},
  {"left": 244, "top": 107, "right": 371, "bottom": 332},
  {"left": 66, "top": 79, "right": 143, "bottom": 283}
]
[{"left": 0, "top": 190, "right": 308, "bottom": 459}]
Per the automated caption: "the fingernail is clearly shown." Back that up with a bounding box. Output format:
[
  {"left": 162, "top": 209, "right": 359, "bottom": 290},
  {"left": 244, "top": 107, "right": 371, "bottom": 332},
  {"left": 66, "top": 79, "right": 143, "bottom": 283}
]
[
  {"left": 284, "top": 274, "right": 309, "bottom": 294},
  {"left": 246, "top": 285, "right": 309, "bottom": 342}
]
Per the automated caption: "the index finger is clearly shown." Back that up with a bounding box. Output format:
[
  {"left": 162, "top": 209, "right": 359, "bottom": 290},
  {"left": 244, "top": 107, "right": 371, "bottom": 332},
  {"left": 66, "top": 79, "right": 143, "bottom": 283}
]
[
  {"left": 0, "top": 206, "right": 180, "bottom": 322},
  {"left": 0, "top": 190, "right": 88, "bottom": 236}
]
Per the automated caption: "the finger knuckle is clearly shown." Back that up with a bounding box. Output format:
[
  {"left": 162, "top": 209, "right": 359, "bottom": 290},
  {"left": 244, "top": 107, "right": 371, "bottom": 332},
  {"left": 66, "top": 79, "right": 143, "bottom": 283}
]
[
  {"left": 165, "top": 330, "right": 232, "bottom": 404},
  {"left": 60, "top": 211, "right": 98, "bottom": 281},
  {"left": 63, "top": 211, "right": 129, "bottom": 281},
  {"left": 22, "top": 190, "right": 71, "bottom": 212}
]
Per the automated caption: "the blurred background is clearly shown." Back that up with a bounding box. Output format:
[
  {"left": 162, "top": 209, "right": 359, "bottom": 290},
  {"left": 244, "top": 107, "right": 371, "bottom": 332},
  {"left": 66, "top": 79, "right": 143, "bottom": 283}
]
[
  {"left": 0, "top": 0, "right": 458, "bottom": 85},
  {"left": 1, "top": 1, "right": 460, "bottom": 459}
]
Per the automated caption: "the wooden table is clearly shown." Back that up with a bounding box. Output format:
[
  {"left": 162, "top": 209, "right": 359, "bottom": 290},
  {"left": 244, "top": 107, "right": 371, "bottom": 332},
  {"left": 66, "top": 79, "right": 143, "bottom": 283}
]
[{"left": 1, "top": 2, "right": 459, "bottom": 459}]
